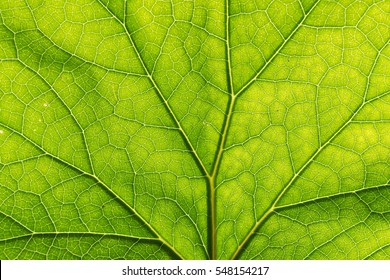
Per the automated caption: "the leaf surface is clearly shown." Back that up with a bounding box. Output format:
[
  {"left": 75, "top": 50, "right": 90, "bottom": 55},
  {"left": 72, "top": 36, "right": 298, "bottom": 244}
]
[{"left": 0, "top": 0, "right": 389, "bottom": 259}]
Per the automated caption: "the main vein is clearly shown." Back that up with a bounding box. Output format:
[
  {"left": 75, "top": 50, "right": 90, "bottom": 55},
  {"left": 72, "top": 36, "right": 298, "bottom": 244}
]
[
  {"left": 211, "top": 0, "right": 323, "bottom": 260},
  {"left": 206, "top": 0, "right": 237, "bottom": 260}
]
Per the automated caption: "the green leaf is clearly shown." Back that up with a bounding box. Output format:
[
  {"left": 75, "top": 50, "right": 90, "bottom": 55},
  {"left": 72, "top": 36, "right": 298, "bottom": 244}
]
[{"left": 0, "top": 0, "right": 389, "bottom": 260}]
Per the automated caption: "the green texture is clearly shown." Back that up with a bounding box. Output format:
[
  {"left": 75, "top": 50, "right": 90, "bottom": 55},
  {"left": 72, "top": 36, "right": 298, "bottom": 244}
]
[{"left": 0, "top": 0, "right": 389, "bottom": 260}]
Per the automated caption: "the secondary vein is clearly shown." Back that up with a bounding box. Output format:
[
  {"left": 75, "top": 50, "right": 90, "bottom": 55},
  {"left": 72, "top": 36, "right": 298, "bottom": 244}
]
[
  {"left": 230, "top": 36, "right": 388, "bottom": 260},
  {"left": 0, "top": 123, "right": 185, "bottom": 260}
]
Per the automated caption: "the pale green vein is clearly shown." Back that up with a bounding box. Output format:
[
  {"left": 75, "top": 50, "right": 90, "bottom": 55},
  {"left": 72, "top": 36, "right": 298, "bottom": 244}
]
[
  {"left": 218, "top": 0, "right": 320, "bottom": 260},
  {"left": 22, "top": 0, "right": 146, "bottom": 77},
  {"left": 211, "top": 0, "right": 323, "bottom": 259},
  {"left": 38, "top": 195, "right": 57, "bottom": 232},
  {"left": 364, "top": 243, "right": 390, "bottom": 260},
  {"left": 96, "top": 0, "right": 209, "bottom": 178},
  {"left": 0, "top": 0, "right": 388, "bottom": 261},
  {"left": 205, "top": 0, "right": 236, "bottom": 260},
  {"left": 0, "top": 232, "right": 160, "bottom": 243},
  {"left": 7, "top": 1, "right": 204, "bottom": 258},
  {"left": 0, "top": 211, "right": 32, "bottom": 233},
  {"left": 0, "top": 123, "right": 185, "bottom": 260},
  {"left": 16, "top": 59, "right": 95, "bottom": 175},
  {"left": 0, "top": 154, "right": 46, "bottom": 167},
  {"left": 274, "top": 184, "right": 389, "bottom": 211},
  {"left": 98, "top": 0, "right": 210, "bottom": 258},
  {"left": 230, "top": 37, "right": 388, "bottom": 260},
  {"left": 303, "top": 220, "right": 372, "bottom": 260},
  {"left": 235, "top": 0, "right": 321, "bottom": 97},
  {"left": 174, "top": 20, "right": 226, "bottom": 42},
  {"left": 16, "top": 31, "right": 146, "bottom": 77}
]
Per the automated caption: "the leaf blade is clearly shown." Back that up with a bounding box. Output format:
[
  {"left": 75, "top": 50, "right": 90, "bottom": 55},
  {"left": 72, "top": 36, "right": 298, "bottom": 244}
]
[{"left": 0, "top": 0, "right": 389, "bottom": 260}]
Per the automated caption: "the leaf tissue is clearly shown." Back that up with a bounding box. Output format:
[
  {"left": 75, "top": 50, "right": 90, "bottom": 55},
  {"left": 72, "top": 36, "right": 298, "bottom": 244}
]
[{"left": 0, "top": 0, "right": 389, "bottom": 260}]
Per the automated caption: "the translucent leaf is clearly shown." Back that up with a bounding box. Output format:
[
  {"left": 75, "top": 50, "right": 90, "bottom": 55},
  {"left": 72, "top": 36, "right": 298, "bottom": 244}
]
[{"left": 0, "top": 0, "right": 389, "bottom": 259}]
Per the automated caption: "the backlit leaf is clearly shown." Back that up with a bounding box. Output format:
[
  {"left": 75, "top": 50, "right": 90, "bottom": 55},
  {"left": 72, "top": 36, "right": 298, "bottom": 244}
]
[{"left": 0, "top": 0, "right": 389, "bottom": 259}]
